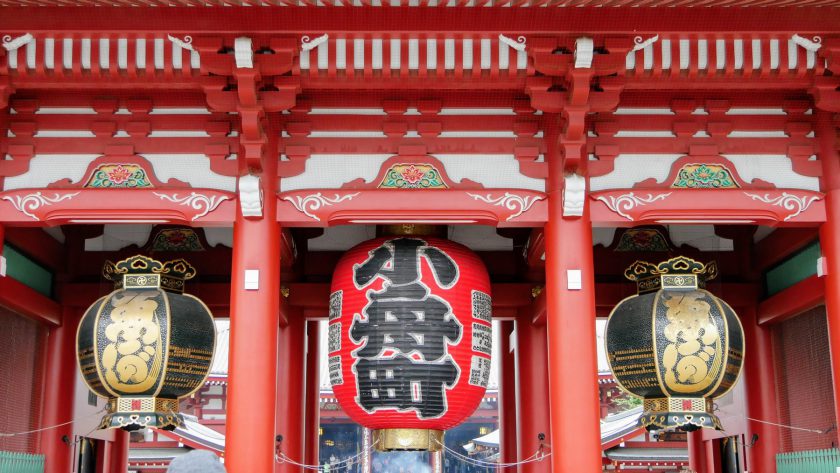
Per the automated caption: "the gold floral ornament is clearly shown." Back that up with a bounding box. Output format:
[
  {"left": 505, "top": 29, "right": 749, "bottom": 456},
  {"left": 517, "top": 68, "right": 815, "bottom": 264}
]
[
  {"left": 78, "top": 255, "right": 215, "bottom": 431},
  {"left": 606, "top": 256, "right": 744, "bottom": 432}
]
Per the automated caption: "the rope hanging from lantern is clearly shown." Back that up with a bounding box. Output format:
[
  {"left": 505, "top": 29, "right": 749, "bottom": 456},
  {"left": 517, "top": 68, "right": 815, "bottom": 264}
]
[
  {"left": 432, "top": 440, "right": 551, "bottom": 469},
  {"left": 0, "top": 408, "right": 107, "bottom": 438},
  {"left": 275, "top": 440, "right": 379, "bottom": 472}
]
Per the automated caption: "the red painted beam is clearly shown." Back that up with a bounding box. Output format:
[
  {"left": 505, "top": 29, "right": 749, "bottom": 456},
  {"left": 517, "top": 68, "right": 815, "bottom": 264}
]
[
  {"left": 753, "top": 227, "right": 819, "bottom": 272},
  {"left": 5, "top": 226, "right": 65, "bottom": 271},
  {"left": 758, "top": 274, "right": 824, "bottom": 325},
  {"left": 532, "top": 282, "right": 759, "bottom": 324},
  {"left": 1, "top": 7, "right": 839, "bottom": 34},
  {"left": 0, "top": 275, "right": 61, "bottom": 325}
]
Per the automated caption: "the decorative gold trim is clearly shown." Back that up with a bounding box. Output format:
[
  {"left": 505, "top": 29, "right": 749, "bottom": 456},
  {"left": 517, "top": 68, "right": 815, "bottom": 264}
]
[
  {"left": 92, "top": 293, "right": 119, "bottom": 398},
  {"left": 373, "top": 429, "right": 444, "bottom": 452},
  {"left": 101, "top": 396, "right": 184, "bottom": 431},
  {"left": 104, "top": 255, "right": 196, "bottom": 294},
  {"left": 644, "top": 397, "right": 712, "bottom": 413},
  {"left": 603, "top": 293, "right": 647, "bottom": 402},
  {"left": 378, "top": 224, "right": 445, "bottom": 237},
  {"left": 651, "top": 291, "right": 668, "bottom": 396},
  {"left": 154, "top": 291, "right": 173, "bottom": 398},
  {"left": 623, "top": 257, "right": 717, "bottom": 294},
  {"left": 175, "top": 293, "right": 218, "bottom": 399},
  {"left": 710, "top": 297, "right": 746, "bottom": 400}
]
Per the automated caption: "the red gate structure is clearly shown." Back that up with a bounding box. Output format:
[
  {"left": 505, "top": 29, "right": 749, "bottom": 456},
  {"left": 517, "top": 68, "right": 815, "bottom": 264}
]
[{"left": 0, "top": 2, "right": 840, "bottom": 473}]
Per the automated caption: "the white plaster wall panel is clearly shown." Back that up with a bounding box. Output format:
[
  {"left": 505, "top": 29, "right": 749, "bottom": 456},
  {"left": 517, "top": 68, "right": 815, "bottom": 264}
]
[
  {"left": 3, "top": 154, "right": 100, "bottom": 191},
  {"left": 433, "top": 155, "right": 545, "bottom": 191},
  {"left": 205, "top": 399, "right": 223, "bottom": 410},
  {"left": 42, "top": 227, "right": 66, "bottom": 243},
  {"left": 308, "top": 225, "right": 378, "bottom": 251},
  {"left": 668, "top": 225, "right": 734, "bottom": 251},
  {"left": 281, "top": 154, "right": 392, "bottom": 191},
  {"left": 281, "top": 154, "right": 544, "bottom": 191},
  {"left": 753, "top": 226, "right": 775, "bottom": 243},
  {"left": 84, "top": 224, "right": 153, "bottom": 251},
  {"left": 589, "top": 154, "right": 683, "bottom": 191},
  {"left": 448, "top": 225, "right": 513, "bottom": 251},
  {"left": 203, "top": 227, "right": 234, "bottom": 248},
  {"left": 141, "top": 154, "right": 237, "bottom": 192},
  {"left": 592, "top": 227, "right": 617, "bottom": 247},
  {"left": 723, "top": 154, "right": 820, "bottom": 191}
]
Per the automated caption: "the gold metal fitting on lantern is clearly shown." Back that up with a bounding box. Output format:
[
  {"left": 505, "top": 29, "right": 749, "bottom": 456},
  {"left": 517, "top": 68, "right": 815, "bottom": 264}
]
[
  {"left": 377, "top": 224, "right": 446, "bottom": 237},
  {"left": 372, "top": 428, "right": 444, "bottom": 452}
]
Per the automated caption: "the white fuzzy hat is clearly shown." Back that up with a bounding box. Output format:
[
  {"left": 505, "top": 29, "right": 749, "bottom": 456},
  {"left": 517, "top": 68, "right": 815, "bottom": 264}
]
[{"left": 167, "top": 450, "right": 226, "bottom": 473}]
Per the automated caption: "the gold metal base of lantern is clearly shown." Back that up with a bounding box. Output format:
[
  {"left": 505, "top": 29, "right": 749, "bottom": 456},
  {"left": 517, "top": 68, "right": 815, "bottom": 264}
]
[
  {"left": 100, "top": 397, "right": 183, "bottom": 431},
  {"left": 639, "top": 397, "right": 722, "bottom": 432},
  {"left": 372, "top": 429, "right": 444, "bottom": 452}
]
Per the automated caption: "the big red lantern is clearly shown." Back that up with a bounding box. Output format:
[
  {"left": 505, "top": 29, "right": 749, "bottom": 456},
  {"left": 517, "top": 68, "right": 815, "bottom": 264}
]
[{"left": 329, "top": 236, "right": 492, "bottom": 451}]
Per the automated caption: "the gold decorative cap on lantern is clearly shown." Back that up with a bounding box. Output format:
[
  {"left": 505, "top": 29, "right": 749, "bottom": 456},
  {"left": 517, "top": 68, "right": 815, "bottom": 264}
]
[
  {"left": 103, "top": 255, "right": 197, "bottom": 294},
  {"left": 372, "top": 429, "right": 444, "bottom": 452},
  {"left": 624, "top": 256, "right": 718, "bottom": 294}
]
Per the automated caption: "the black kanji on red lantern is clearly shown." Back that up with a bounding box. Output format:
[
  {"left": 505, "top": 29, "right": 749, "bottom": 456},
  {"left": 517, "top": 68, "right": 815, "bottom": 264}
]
[{"left": 350, "top": 238, "right": 462, "bottom": 418}]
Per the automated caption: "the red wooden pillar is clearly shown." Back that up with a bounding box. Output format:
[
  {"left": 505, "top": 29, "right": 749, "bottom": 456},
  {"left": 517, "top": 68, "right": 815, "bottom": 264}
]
[
  {"left": 817, "top": 110, "right": 840, "bottom": 434},
  {"left": 303, "top": 320, "right": 321, "bottom": 467},
  {"left": 515, "top": 317, "right": 550, "bottom": 473},
  {"left": 688, "top": 431, "right": 707, "bottom": 473},
  {"left": 741, "top": 304, "right": 781, "bottom": 473},
  {"left": 705, "top": 438, "right": 721, "bottom": 473},
  {"left": 544, "top": 138, "right": 602, "bottom": 472},
  {"left": 227, "top": 141, "right": 282, "bottom": 472},
  {"left": 108, "top": 430, "right": 129, "bottom": 473},
  {"left": 39, "top": 307, "right": 79, "bottom": 473},
  {"left": 276, "top": 310, "right": 306, "bottom": 473},
  {"left": 499, "top": 320, "right": 518, "bottom": 464}
]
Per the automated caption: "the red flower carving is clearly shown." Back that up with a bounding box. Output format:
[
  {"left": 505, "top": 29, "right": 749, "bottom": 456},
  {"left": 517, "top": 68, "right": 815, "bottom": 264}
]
[
  {"left": 107, "top": 165, "right": 133, "bottom": 185},
  {"left": 400, "top": 165, "right": 425, "bottom": 185}
]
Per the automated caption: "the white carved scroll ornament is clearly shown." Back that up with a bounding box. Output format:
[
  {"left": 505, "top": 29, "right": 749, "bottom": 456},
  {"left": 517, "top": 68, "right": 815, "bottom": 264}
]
[
  {"left": 574, "top": 37, "right": 594, "bottom": 69},
  {"left": 562, "top": 174, "right": 586, "bottom": 217},
  {"left": 632, "top": 35, "right": 660, "bottom": 52},
  {"left": 2, "top": 191, "right": 80, "bottom": 220},
  {"left": 791, "top": 34, "right": 822, "bottom": 52},
  {"left": 594, "top": 192, "right": 672, "bottom": 221},
  {"left": 167, "top": 35, "right": 194, "bottom": 52},
  {"left": 467, "top": 192, "right": 545, "bottom": 221},
  {"left": 2, "top": 33, "right": 33, "bottom": 52},
  {"left": 301, "top": 34, "right": 329, "bottom": 52},
  {"left": 238, "top": 174, "right": 263, "bottom": 218},
  {"left": 743, "top": 191, "right": 821, "bottom": 222},
  {"left": 283, "top": 192, "right": 360, "bottom": 222},
  {"left": 154, "top": 192, "right": 232, "bottom": 221},
  {"left": 499, "top": 34, "right": 527, "bottom": 52}
]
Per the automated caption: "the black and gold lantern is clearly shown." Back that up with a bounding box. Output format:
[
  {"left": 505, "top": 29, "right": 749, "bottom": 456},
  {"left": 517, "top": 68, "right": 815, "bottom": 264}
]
[
  {"left": 76, "top": 255, "right": 215, "bottom": 431},
  {"left": 605, "top": 256, "right": 744, "bottom": 431}
]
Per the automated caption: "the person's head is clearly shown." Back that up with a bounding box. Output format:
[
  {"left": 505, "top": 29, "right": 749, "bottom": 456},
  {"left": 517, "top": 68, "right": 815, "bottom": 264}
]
[{"left": 167, "top": 449, "right": 226, "bottom": 473}]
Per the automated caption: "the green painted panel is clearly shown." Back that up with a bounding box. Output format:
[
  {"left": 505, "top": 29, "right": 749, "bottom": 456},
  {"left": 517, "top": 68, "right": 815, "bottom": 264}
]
[
  {"left": 765, "top": 242, "right": 820, "bottom": 297},
  {"left": 0, "top": 451, "right": 45, "bottom": 473},
  {"left": 777, "top": 448, "right": 840, "bottom": 473},
  {"left": 3, "top": 245, "right": 53, "bottom": 298}
]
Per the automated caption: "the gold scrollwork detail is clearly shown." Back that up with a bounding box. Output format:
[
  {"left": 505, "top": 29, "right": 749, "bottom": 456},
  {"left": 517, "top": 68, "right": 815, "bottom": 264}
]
[
  {"left": 102, "top": 291, "right": 163, "bottom": 394},
  {"left": 661, "top": 292, "right": 723, "bottom": 393}
]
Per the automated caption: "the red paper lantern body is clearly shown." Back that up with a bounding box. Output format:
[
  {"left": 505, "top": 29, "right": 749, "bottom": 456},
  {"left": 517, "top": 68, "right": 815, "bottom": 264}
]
[{"left": 328, "top": 237, "right": 492, "bottom": 446}]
